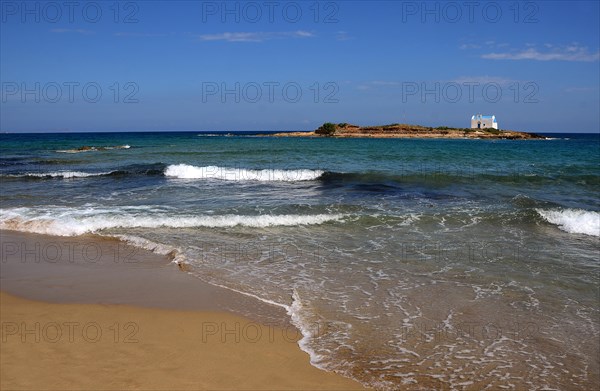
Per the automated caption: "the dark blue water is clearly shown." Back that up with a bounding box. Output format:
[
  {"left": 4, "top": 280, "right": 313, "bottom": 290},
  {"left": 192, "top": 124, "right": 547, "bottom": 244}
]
[{"left": 1, "top": 132, "right": 598, "bottom": 389}]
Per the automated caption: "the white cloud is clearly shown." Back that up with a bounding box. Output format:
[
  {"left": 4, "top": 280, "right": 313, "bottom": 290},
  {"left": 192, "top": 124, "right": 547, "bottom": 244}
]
[
  {"left": 197, "top": 31, "right": 314, "bottom": 42},
  {"left": 294, "top": 31, "right": 314, "bottom": 38},
  {"left": 114, "top": 32, "right": 169, "bottom": 37},
  {"left": 482, "top": 45, "right": 599, "bottom": 62},
  {"left": 335, "top": 31, "right": 352, "bottom": 41},
  {"left": 459, "top": 41, "right": 509, "bottom": 50},
  {"left": 452, "top": 76, "right": 517, "bottom": 86},
  {"left": 459, "top": 43, "right": 481, "bottom": 50}
]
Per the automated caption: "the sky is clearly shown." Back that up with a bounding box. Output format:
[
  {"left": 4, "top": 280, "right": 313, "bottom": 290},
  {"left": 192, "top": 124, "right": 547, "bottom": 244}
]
[{"left": 1, "top": 0, "right": 599, "bottom": 133}]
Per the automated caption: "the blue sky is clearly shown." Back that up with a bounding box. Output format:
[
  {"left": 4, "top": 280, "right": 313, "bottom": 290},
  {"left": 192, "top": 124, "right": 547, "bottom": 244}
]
[{"left": 1, "top": 0, "right": 599, "bottom": 132}]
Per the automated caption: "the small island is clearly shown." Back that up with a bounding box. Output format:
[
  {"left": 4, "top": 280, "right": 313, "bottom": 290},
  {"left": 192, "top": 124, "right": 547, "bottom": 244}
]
[{"left": 271, "top": 122, "right": 545, "bottom": 140}]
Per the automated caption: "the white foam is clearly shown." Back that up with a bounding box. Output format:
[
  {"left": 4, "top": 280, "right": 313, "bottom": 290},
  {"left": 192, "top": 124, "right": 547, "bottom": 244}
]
[
  {"left": 6, "top": 171, "right": 114, "bottom": 178},
  {"left": 288, "top": 289, "right": 328, "bottom": 368},
  {"left": 111, "top": 234, "right": 179, "bottom": 257},
  {"left": 536, "top": 208, "right": 600, "bottom": 237},
  {"left": 56, "top": 145, "right": 131, "bottom": 153},
  {"left": 164, "top": 164, "right": 324, "bottom": 182},
  {"left": 204, "top": 281, "right": 291, "bottom": 311},
  {"left": 0, "top": 207, "right": 344, "bottom": 236}
]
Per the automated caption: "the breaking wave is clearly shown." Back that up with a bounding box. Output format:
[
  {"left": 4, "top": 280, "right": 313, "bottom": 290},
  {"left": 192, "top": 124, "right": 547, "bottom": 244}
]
[
  {"left": 3, "top": 171, "right": 116, "bottom": 179},
  {"left": 0, "top": 207, "right": 345, "bottom": 236},
  {"left": 536, "top": 208, "right": 600, "bottom": 237},
  {"left": 164, "top": 164, "right": 324, "bottom": 181}
]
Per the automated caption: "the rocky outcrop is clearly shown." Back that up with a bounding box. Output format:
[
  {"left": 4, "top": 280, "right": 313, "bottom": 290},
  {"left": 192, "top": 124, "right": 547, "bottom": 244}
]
[{"left": 272, "top": 123, "right": 545, "bottom": 140}]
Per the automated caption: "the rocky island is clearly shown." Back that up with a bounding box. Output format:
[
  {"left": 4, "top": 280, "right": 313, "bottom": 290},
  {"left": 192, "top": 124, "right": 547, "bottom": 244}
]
[{"left": 271, "top": 123, "right": 545, "bottom": 140}]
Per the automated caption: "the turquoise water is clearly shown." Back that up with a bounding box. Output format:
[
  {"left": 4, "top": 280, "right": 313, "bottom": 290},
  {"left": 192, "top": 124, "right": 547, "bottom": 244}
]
[{"left": 1, "top": 132, "right": 599, "bottom": 389}]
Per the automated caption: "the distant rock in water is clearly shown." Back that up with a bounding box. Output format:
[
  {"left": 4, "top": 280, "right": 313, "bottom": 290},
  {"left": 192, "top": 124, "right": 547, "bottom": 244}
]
[{"left": 271, "top": 123, "right": 545, "bottom": 139}]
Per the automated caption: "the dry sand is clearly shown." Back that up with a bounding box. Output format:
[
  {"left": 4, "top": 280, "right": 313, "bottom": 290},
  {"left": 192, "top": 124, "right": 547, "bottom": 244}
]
[{"left": 0, "top": 230, "right": 366, "bottom": 390}]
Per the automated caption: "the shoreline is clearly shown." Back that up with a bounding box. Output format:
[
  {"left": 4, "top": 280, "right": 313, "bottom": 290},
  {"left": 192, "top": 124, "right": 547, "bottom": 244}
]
[{"left": 0, "top": 229, "right": 366, "bottom": 390}]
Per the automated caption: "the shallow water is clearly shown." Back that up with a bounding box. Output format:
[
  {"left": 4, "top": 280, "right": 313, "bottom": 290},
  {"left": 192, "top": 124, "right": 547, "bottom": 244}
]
[{"left": 1, "top": 131, "right": 598, "bottom": 389}]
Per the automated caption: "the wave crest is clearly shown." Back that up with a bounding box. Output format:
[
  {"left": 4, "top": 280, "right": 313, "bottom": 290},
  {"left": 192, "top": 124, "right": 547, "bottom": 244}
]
[
  {"left": 0, "top": 208, "right": 344, "bottom": 236},
  {"left": 3, "top": 171, "right": 115, "bottom": 179},
  {"left": 164, "top": 164, "right": 324, "bottom": 182},
  {"left": 536, "top": 208, "right": 599, "bottom": 237}
]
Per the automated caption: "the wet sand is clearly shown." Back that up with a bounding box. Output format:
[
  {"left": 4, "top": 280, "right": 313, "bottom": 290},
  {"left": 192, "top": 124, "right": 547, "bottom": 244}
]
[{"left": 0, "top": 230, "right": 366, "bottom": 390}]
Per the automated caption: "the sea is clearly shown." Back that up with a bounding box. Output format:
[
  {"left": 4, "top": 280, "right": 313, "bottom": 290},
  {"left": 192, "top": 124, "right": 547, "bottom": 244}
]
[{"left": 1, "top": 131, "right": 598, "bottom": 390}]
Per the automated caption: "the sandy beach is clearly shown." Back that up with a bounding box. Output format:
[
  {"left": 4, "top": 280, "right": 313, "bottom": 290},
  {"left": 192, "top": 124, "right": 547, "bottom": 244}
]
[{"left": 0, "top": 230, "right": 365, "bottom": 390}]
